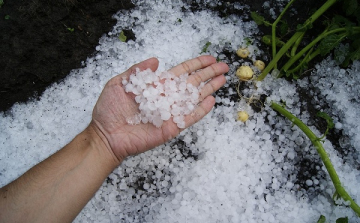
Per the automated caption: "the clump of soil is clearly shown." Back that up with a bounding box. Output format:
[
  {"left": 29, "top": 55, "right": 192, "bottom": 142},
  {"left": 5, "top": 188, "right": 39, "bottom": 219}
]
[{"left": 0, "top": 0, "right": 134, "bottom": 112}]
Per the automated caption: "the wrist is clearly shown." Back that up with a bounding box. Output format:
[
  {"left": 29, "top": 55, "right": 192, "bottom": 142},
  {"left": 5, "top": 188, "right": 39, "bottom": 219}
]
[{"left": 85, "top": 122, "right": 123, "bottom": 168}]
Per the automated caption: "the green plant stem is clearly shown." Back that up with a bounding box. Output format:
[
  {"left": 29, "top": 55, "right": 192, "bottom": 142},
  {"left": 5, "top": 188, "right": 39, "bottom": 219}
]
[
  {"left": 257, "top": 0, "right": 339, "bottom": 81},
  {"left": 272, "top": 0, "right": 297, "bottom": 69},
  {"left": 270, "top": 102, "right": 360, "bottom": 217},
  {"left": 300, "top": 0, "right": 339, "bottom": 30},
  {"left": 258, "top": 33, "right": 303, "bottom": 80},
  {"left": 264, "top": 21, "right": 272, "bottom": 27},
  {"left": 291, "top": 32, "right": 305, "bottom": 57},
  {"left": 288, "top": 48, "right": 320, "bottom": 75},
  {"left": 280, "top": 27, "right": 360, "bottom": 76},
  {"left": 286, "top": 47, "right": 316, "bottom": 75}
]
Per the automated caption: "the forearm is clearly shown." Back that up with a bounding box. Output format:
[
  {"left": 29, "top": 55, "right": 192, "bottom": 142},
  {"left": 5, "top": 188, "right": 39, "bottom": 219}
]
[{"left": 0, "top": 125, "right": 121, "bottom": 223}]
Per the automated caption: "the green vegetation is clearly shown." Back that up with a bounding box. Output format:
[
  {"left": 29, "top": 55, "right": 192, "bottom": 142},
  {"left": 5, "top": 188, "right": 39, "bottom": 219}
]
[
  {"left": 118, "top": 30, "right": 127, "bottom": 42},
  {"left": 317, "top": 215, "right": 348, "bottom": 223},
  {"left": 236, "top": 0, "right": 360, "bottom": 220},
  {"left": 317, "top": 215, "right": 327, "bottom": 223},
  {"left": 271, "top": 102, "right": 360, "bottom": 217},
  {"left": 200, "top": 41, "right": 211, "bottom": 54},
  {"left": 252, "top": 0, "right": 360, "bottom": 80},
  {"left": 0, "top": 0, "right": 4, "bottom": 8}
]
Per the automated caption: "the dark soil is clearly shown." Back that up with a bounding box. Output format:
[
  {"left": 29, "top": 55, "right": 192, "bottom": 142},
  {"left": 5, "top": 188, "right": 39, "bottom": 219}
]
[{"left": 0, "top": 0, "right": 134, "bottom": 112}]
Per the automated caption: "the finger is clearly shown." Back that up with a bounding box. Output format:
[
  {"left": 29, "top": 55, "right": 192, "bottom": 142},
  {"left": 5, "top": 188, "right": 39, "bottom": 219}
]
[
  {"left": 184, "top": 96, "right": 215, "bottom": 128},
  {"left": 168, "top": 55, "right": 217, "bottom": 76},
  {"left": 187, "top": 62, "right": 229, "bottom": 87},
  {"left": 199, "top": 74, "right": 226, "bottom": 101},
  {"left": 121, "top": 57, "right": 159, "bottom": 80}
]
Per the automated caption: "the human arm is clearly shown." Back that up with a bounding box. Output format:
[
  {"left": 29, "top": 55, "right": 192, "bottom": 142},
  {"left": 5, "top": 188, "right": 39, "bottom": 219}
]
[
  {"left": 0, "top": 126, "right": 117, "bottom": 223},
  {"left": 0, "top": 55, "right": 229, "bottom": 223}
]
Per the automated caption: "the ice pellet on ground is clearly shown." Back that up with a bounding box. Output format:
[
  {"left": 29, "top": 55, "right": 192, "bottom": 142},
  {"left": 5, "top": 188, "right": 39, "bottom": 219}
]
[{"left": 1, "top": 1, "right": 359, "bottom": 223}]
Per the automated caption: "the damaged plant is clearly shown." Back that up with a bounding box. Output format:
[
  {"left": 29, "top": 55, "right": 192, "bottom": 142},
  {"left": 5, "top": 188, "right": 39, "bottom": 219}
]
[
  {"left": 271, "top": 102, "right": 360, "bottom": 218},
  {"left": 252, "top": 0, "right": 360, "bottom": 80}
]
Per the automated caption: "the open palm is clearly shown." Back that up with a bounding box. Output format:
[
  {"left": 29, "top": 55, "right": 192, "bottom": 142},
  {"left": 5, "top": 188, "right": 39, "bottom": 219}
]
[{"left": 91, "top": 56, "right": 229, "bottom": 162}]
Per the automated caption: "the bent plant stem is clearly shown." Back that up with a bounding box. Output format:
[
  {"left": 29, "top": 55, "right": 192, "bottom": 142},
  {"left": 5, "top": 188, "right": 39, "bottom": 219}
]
[
  {"left": 272, "top": 0, "right": 297, "bottom": 69},
  {"left": 257, "top": 0, "right": 339, "bottom": 81},
  {"left": 271, "top": 102, "right": 360, "bottom": 216}
]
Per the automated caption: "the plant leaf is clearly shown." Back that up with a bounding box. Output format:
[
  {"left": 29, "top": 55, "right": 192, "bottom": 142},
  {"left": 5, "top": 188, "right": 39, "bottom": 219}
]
[
  {"left": 354, "top": 7, "right": 360, "bottom": 24},
  {"left": 339, "top": 37, "right": 360, "bottom": 67},
  {"left": 331, "top": 15, "right": 356, "bottom": 33},
  {"left": 244, "top": 37, "right": 253, "bottom": 46},
  {"left": 343, "top": 0, "right": 358, "bottom": 16},
  {"left": 316, "top": 215, "right": 326, "bottom": 223},
  {"left": 118, "top": 30, "right": 127, "bottom": 42},
  {"left": 336, "top": 217, "right": 348, "bottom": 223},
  {"left": 251, "top": 12, "right": 265, "bottom": 26},
  {"left": 317, "top": 111, "right": 335, "bottom": 130},
  {"left": 261, "top": 35, "right": 285, "bottom": 47},
  {"left": 319, "top": 34, "right": 345, "bottom": 56},
  {"left": 261, "top": 35, "right": 272, "bottom": 45},
  {"left": 334, "top": 43, "right": 350, "bottom": 65},
  {"left": 201, "top": 41, "right": 211, "bottom": 54},
  {"left": 349, "top": 38, "right": 360, "bottom": 61},
  {"left": 279, "top": 21, "right": 289, "bottom": 36}
]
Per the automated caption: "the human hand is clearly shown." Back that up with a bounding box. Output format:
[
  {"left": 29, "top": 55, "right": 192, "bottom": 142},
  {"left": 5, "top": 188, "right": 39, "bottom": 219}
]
[{"left": 90, "top": 56, "right": 229, "bottom": 163}]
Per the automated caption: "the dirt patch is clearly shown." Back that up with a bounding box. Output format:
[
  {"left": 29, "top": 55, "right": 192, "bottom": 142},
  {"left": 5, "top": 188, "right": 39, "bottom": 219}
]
[{"left": 0, "top": 0, "right": 134, "bottom": 112}]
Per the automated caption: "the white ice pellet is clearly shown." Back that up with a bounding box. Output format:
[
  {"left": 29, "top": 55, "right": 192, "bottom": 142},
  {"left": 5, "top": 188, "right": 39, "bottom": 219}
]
[
  {"left": 335, "top": 122, "right": 342, "bottom": 129},
  {"left": 160, "top": 111, "right": 171, "bottom": 121},
  {"left": 124, "top": 68, "right": 204, "bottom": 128},
  {"left": 306, "top": 179, "right": 313, "bottom": 186},
  {"left": 161, "top": 181, "right": 168, "bottom": 187}
]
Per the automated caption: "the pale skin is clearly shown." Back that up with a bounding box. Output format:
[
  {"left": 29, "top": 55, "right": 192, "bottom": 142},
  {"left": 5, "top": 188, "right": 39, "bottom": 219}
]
[{"left": 0, "top": 55, "right": 229, "bottom": 223}]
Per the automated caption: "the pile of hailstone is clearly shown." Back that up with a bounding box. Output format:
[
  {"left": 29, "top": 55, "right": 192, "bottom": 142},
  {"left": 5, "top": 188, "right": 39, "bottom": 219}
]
[{"left": 123, "top": 68, "right": 204, "bottom": 128}]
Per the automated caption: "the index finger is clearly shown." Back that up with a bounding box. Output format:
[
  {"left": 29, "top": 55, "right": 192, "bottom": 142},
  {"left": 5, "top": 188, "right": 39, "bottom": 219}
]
[{"left": 168, "top": 55, "right": 217, "bottom": 76}]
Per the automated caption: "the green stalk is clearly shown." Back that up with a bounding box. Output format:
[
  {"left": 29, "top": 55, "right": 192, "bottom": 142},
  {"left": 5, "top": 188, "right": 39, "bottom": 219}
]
[
  {"left": 299, "top": 0, "right": 339, "bottom": 31},
  {"left": 272, "top": 0, "right": 297, "bottom": 69},
  {"left": 285, "top": 47, "right": 316, "bottom": 76},
  {"left": 288, "top": 48, "right": 321, "bottom": 75},
  {"left": 291, "top": 32, "right": 305, "bottom": 57},
  {"left": 257, "top": 0, "right": 339, "bottom": 81},
  {"left": 257, "top": 33, "right": 303, "bottom": 80},
  {"left": 281, "top": 27, "right": 360, "bottom": 76},
  {"left": 271, "top": 102, "right": 360, "bottom": 216}
]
